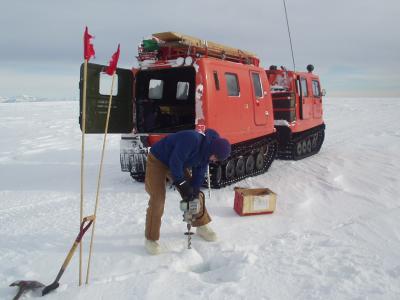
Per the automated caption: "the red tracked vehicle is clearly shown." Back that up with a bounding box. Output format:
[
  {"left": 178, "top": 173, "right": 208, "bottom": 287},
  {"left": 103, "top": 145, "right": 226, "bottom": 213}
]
[
  {"left": 79, "top": 32, "right": 325, "bottom": 188},
  {"left": 266, "top": 65, "right": 325, "bottom": 160}
]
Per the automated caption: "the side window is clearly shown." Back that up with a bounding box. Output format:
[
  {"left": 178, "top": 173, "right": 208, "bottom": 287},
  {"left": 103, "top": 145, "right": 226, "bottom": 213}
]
[
  {"left": 213, "top": 71, "right": 220, "bottom": 90},
  {"left": 300, "top": 78, "right": 308, "bottom": 97},
  {"left": 100, "top": 73, "right": 118, "bottom": 96},
  {"left": 176, "top": 81, "right": 189, "bottom": 100},
  {"left": 225, "top": 73, "right": 240, "bottom": 96},
  {"left": 251, "top": 72, "right": 263, "bottom": 98},
  {"left": 295, "top": 78, "right": 300, "bottom": 94},
  {"left": 148, "top": 79, "right": 163, "bottom": 99},
  {"left": 312, "top": 80, "right": 321, "bottom": 97}
]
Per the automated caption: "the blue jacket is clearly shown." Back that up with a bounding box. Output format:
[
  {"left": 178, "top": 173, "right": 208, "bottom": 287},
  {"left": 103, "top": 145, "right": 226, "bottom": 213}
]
[{"left": 150, "top": 129, "right": 220, "bottom": 190}]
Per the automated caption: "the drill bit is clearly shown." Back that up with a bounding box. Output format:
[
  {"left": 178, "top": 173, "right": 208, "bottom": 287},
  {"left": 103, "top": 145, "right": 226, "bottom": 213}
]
[
  {"left": 183, "top": 212, "right": 194, "bottom": 249},
  {"left": 186, "top": 223, "right": 192, "bottom": 249}
]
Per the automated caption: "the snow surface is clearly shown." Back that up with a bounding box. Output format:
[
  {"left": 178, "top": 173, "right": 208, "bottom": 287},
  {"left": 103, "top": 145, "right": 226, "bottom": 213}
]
[
  {"left": 0, "top": 95, "right": 67, "bottom": 103},
  {"left": 1, "top": 98, "right": 400, "bottom": 300}
]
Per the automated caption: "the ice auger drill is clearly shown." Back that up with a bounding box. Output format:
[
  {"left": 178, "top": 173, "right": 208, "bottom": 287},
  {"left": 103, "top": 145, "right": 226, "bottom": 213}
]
[{"left": 180, "top": 197, "right": 201, "bottom": 249}]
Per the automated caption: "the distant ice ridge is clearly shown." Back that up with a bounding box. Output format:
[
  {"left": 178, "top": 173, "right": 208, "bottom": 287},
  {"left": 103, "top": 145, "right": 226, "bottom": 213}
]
[{"left": 0, "top": 95, "right": 77, "bottom": 103}]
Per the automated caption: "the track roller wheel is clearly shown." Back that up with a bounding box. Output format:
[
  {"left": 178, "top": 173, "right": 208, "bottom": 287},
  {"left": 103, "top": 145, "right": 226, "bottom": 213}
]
[
  {"left": 301, "top": 140, "right": 307, "bottom": 154},
  {"left": 236, "top": 157, "right": 245, "bottom": 177},
  {"left": 255, "top": 152, "right": 264, "bottom": 171},
  {"left": 312, "top": 135, "right": 318, "bottom": 148},
  {"left": 245, "top": 155, "right": 255, "bottom": 174},
  {"left": 306, "top": 139, "right": 312, "bottom": 153},
  {"left": 296, "top": 142, "right": 302, "bottom": 156},
  {"left": 224, "top": 159, "right": 235, "bottom": 180}
]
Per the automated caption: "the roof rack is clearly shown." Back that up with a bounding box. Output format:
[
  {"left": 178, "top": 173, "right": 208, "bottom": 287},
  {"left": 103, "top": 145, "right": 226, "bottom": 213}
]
[{"left": 138, "top": 32, "right": 260, "bottom": 66}]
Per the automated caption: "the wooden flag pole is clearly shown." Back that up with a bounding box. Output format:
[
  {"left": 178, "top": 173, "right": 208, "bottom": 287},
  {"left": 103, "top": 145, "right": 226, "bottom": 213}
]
[
  {"left": 85, "top": 72, "right": 116, "bottom": 284},
  {"left": 79, "top": 58, "right": 88, "bottom": 286}
]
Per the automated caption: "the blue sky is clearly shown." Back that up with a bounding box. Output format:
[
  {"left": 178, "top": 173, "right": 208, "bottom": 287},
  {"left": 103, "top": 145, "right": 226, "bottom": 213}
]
[{"left": 1, "top": 0, "right": 399, "bottom": 99}]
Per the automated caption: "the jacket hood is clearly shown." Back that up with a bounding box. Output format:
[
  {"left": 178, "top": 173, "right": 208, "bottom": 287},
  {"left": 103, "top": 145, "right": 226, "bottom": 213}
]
[
  {"left": 203, "top": 128, "right": 221, "bottom": 159},
  {"left": 204, "top": 128, "right": 220, "bottom": 141}
]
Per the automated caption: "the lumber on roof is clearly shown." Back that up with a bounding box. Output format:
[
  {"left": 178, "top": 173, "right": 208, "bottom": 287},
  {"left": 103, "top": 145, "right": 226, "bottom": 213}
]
[{"left": 152, "top": 32, "right": 258, "bottom": 59}]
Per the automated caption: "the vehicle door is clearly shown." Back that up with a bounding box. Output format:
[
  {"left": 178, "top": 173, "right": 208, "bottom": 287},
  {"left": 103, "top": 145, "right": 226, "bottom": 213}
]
[
  {"left": 79, "top": 63, "right": 134, "bottom": 133},
  {"left": 250, "top": 71, "right": 267, "bottom": 125},
  {"left": 299, "top": 76, "right": 312, "bottom": 119},
  {"left": 311, "top": 79, "right": 323, "bottom": 119}
]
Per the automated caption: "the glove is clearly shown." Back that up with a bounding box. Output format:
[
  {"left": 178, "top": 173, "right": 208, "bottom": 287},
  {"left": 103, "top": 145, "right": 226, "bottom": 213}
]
[{"left": 174, "top": 179, "right": 194, "bottom": 201}]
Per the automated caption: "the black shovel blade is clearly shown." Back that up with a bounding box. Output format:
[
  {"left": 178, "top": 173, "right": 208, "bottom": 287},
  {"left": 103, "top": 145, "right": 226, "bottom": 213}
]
[
  {"left": 42, "top": 282, "right": 59, "bottom": 296},
  {"left": 10, "top": 280, "right": 45, "bottom": 289},
  {"left": 10, "top": 280, "right": 45, "bottom": 300}
]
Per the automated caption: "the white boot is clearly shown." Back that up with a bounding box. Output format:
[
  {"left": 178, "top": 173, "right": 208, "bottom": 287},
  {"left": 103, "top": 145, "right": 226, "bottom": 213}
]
[
  {"left": 196, "top": 224, "right": 217, "bottom": 242},
  {"left": 145, "top": 239, "right": 161, "bottom": 255}
]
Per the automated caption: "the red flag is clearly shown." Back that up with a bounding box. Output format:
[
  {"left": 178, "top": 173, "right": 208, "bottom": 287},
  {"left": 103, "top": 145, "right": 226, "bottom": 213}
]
[
  {"left": 83, "top": 26, "right": 95, "bottom": 60},
  {"left": 105, "top": 44, "right": 120, "bottom": 76}
]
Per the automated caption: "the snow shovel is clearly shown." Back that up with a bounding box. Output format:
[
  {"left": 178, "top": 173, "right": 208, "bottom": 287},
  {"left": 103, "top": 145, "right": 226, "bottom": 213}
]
[
  {"left": 9, "top": 280, "right": 45, "bottom": 300},
  {"left": 41, "top": 215, "right": 95, "bottom": 296}
]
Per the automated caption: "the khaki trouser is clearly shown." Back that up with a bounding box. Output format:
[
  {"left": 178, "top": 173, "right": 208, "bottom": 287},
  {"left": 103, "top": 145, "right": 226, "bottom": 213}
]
[{"left": 145, "top": 153, "right": 211, "bottom": 241}]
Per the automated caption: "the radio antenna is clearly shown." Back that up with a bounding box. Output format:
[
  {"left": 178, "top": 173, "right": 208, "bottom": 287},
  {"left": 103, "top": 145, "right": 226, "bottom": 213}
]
[{"left": 282, "top": 0, "right": 296, "bottom": 71}]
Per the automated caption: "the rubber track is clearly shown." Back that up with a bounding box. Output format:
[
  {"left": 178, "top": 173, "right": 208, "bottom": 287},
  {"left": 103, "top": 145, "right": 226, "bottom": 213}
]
[
  {"left": 278, "top": 124, "right": 325, "bottom": 160},
  {"left": 208, "top": 135, "right": 278, "bottom": 189}
]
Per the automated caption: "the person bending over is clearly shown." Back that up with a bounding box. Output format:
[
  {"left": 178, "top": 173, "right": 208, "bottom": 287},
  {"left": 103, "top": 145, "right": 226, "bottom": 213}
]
[{"left": 144, "top": 129, "right": 231, "bottom": 255}]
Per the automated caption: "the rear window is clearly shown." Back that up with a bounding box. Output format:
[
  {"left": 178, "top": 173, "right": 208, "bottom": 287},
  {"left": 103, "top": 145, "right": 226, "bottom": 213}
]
[
  {"left": 251, "top": 72, "right": 263, "bottom": 98},
  {"left": 225, "top": 73, "right": 240, "bottom": 96},
  {"left": 300, "top": 78, "right": 308, "bottom": 97},
  {"left": 176, "top": 81, "right": 189, "bottom": 100},
  {"left": 148, "top": 79, "right": 163, "bottom": 99},
  {"left": 312, "top": 80, "right": 321, "bottom": 97}
]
